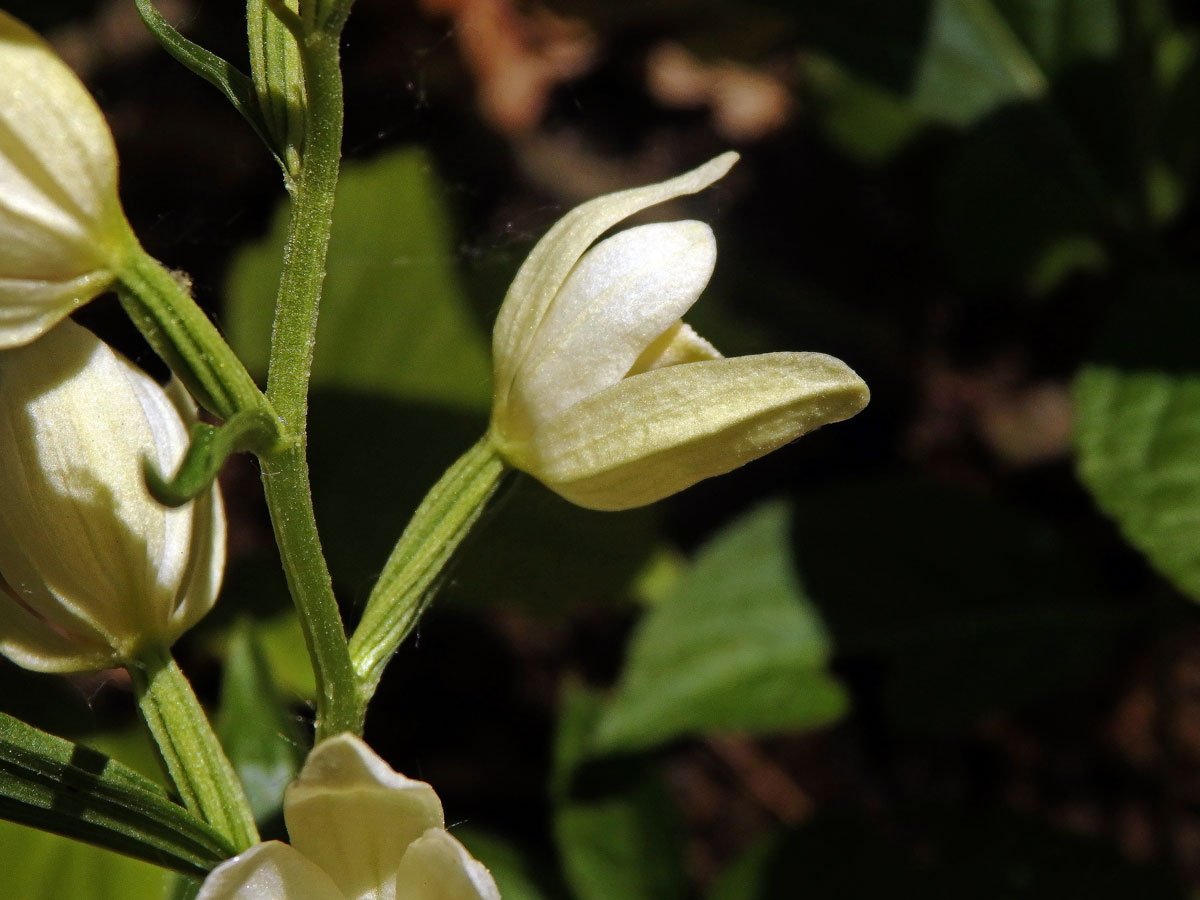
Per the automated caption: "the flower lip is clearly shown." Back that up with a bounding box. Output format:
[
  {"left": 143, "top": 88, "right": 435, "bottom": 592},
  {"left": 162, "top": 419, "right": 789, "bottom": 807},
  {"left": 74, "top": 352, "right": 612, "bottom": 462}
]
[{"left": 528, "top": 351, "right": 870, "bottom": 510}]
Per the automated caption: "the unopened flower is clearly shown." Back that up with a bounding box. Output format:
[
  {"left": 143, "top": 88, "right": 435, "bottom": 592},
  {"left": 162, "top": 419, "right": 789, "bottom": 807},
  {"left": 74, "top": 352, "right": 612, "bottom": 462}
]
[
  {"left": 0, "top": 12, "right": 134, "bottom": 348},
  {"left": 0, "top": 320, "right": 224, "bottom": 672},
  {"left": 197, "top": 733, "right": 500, "bottom": 900},
  {"left": 489, "top": 152, "right": 869, "bottom": 510}
]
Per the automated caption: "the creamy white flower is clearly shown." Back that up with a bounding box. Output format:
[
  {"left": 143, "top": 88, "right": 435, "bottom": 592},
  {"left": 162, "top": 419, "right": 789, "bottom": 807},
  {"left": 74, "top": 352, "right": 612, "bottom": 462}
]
[
  {"left": 197, "top": 734, "right": 500, "bottom": 900},
  {"left": 0, "top": 12, "right": 134, "bottom": 348},
  {"left": 489, "top": 152, "right": 869, "bottom": 510},
  {"left": 0, "top": 319, "right": 224, "bottom": 672}
]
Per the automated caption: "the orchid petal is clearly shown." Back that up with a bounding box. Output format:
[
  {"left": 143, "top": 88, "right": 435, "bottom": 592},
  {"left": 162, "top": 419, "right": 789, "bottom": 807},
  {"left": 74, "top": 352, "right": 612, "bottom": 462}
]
[
  {"left": 628, "top": 321, "right": 722, "bottom": 374},
  {"left": 492, "top": 152, "right": 738, "bottom": 412},
  {"left": 0, "top": 12, "right": 129, "bottom": 346},
  {"left": 195, "top": 842, "right": 343, "bottom": 900},
  {"left": 529, "top": 352, "right": 870, "bottom": 510},
  {"left": 0, "top": 320, "right": 223, "bottom": 669},
  {"left": 285, "top": 734, "right": 444, "bottom": 900},
  {"left": 394, "top": 829, "right": 502, "bottom": 900},
  {"left": 504, "top": 220, "right": 716, "bottom": 436},
  {"left": 0, "top": 584, "right": 115, "bottom": 674}
]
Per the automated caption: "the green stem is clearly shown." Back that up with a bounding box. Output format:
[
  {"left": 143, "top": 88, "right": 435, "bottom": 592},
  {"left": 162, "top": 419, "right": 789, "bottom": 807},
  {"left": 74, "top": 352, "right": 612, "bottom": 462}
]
[
  {"left": 129, "top": 647, "right": 259, "bottom": 851},
  {"left": 349, "top": 435, "right": 508, "bottom": 700},
  {"left": 116, "top": 246, "right": 273, "bottom": 426},
  {"left": 259, "top": 26, "right": 363, "bottom": 740}
]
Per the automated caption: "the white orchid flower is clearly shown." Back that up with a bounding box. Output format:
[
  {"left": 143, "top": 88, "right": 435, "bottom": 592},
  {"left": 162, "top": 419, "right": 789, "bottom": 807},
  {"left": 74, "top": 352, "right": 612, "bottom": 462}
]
[
  {"left": 197, "top": 733, "right": 500, "bottom": 900},
  {"left": 0, "top": 12, "right": 135, "bottom": 348},
  {"left": 488, "top": 152, "right": 870, "bottom": 510},
  {"left": 0, "top": 319, "right": 224, "bottom": 672}
]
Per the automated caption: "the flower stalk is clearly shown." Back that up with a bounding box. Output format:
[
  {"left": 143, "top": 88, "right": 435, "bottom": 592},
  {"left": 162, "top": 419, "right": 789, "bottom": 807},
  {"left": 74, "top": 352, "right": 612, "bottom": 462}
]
[
  {"left": 115, "top": 245, "right": 277, "bottom": 429},
  {"left": 349, "top": 436, "right": 508, "bottom": 699},
  {"left": 130, "top": 646, "right": 259, "bottom": 852}
]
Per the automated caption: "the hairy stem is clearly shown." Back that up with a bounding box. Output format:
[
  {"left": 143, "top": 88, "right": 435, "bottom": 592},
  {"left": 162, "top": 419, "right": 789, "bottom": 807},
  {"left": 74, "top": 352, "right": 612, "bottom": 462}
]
[{"left": 258, "top": 26, "right": 364, "bottom": 741}]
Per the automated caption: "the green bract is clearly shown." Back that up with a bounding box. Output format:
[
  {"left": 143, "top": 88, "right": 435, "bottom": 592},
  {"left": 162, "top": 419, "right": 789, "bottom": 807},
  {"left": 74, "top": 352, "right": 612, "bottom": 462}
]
[
  {"left": 196, "top": 734, "right": 499, "bottom": 900},
  {"left": 0, "top": 320, "right": 224, "bottom": 672},
  {"left": 0, "top": 12, "right": 134, "bottom": 348},
  {"left": 489, "top": 153, "right": 870, "bottom": 510}
]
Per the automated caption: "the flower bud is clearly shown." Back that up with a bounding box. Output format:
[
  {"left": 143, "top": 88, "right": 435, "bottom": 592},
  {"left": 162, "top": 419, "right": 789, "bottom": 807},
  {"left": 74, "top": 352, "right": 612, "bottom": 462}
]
[
  {"left": 0, "top": 12, "right": 134, "bottom": 348},
  {"left": 490, "top": 153, "right": 870, "bottom": 510},
  {"left": 197, "top": 734, "right": 500, "bottom": 900},
  {"left": 0, "top": 319, "right": 224, "bottom": 672}
]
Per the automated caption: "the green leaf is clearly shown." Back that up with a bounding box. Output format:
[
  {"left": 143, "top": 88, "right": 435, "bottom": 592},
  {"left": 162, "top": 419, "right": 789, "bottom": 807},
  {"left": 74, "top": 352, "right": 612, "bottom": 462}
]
[
  {"left": 0, "top": 713, "right": 234, "bottom": 876},
  {"left": 788, "top": 0, "right": 1118, "bottom": 129},
  {"left": 0, "top": 819, "right": 171, "bottom": 900},
  {"left": 1076, "top": 367, "right": 1200, "bottom": 600},
  {"left": 216, "top": 622, "right": 305, "bottom": 824},
  {"left": 910, "top": 0, "right": 1120, "bottom": 127},
  {"left": 226, "top": 148, "right": 492, "bottom": 412},
  {"left": 1075, "top": 274, "right": 1200, "bottom": 600},
  {"left": 132, "top": 0, "right": 281, "bottom": 166},
  {"left": 552, "top": 684, "right": 686, "bottom": 900},
  {"left": 801, "top": 54, "right": 924, "bottom": 167},
  {"left": 911, "top": 0, "right": 1048, "bottom": 125},
  {"left": 593, "top": 503, "right": 847, "bottom": 754},
  {"left": 252, "top": 612, "right": 319, "bottom": 703},
  {"left": 994, "top": 0, "right": 1119, "bottom": 74}
]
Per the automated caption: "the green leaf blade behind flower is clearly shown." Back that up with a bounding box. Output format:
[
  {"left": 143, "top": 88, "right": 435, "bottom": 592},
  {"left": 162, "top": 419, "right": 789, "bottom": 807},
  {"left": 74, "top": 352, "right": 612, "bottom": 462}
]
[
  {"left": 1074, "top": 273, "right": 1200, "bottom": 601},
  {"left": 593, "top": 503, "right": 847, "bottom": 754},
  {"left": 0, "top": 819, "right": 172, "bottom": 900},
  {"left": 216, "top": 621, "right": 305, "bottom": 825},
  {"left": 131, "top": 0, "right": 282, "bottom": 167},
  {"left": 793, "top": 0, "right": 1119, "bottom": 137},
  {"left": 0, "top": 713, "right": 235, "bottom": 876},
  {"left": 226, "top": 147, "right": 492, "bottom": 412},
  {"left": 1076, "top": 368, "right": 1200, "bottom": 599},
  {"left": 553, "top": 684, "right": 687, "bottom": 900},
  {"left": 910, "top": 0, "right": 1048, "bottom": 125}
]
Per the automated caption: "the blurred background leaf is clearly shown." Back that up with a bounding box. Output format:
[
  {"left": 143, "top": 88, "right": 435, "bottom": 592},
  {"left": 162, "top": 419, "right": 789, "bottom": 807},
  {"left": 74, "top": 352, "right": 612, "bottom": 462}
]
[
  {"left": 1075, "top": 272, "right": 1200, "bottom": 602},
  {"left": 0, "top": 820, "right": 171, "bottom": 900},
  {"left": 226, "top": 147, "right": 491, "bottom": 411},
  {"left": 595, "top": 503, "right": 847, "bottom": 753},
  {"left": 215, "top": 622, "right": 304, "bottom": 826},
  {"left": 552, "top": 683, "right": 686, "bottom": 900}
]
